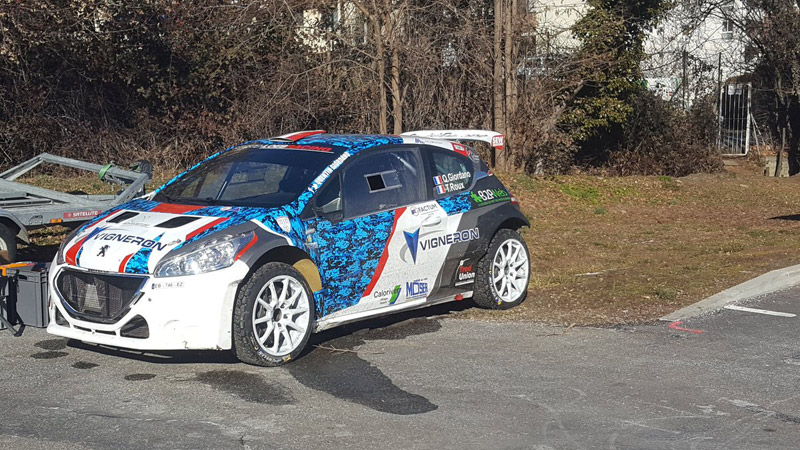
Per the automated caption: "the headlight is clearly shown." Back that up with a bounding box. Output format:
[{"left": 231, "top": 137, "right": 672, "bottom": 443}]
[
  {"left": 56, "top": 227, "right": 82, "bottom": 265},
  {"left": 154, "top": 232, "right": 256, "bottom": 278}
]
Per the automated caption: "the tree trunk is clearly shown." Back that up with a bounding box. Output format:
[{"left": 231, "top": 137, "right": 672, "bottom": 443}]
[
  {"left": 501, "top": 0, "right": 516, "bottom": 170},
  {"left": 788, "top": 99, "right": 800, "bottom": 175},
  {"left": 374, "top": 19, "right": 388, "bottom": 135},
  {"left": 492, "top": 0, "right": 505, "bottom": 167}
]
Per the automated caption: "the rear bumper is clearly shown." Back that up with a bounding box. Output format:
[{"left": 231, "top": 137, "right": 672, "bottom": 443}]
[{"left": 46, "top": 261, "right": 250, "bottom": 350}]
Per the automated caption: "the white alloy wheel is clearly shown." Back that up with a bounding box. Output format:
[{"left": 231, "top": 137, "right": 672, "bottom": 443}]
[
  {"left": 491, "top": 238, "right": 530, "bottom": 303},
  {"left": 252, "top": 275, "right": 311, "bottom": 356}
]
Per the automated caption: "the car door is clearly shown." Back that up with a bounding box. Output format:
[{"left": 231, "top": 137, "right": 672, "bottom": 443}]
[
  {"left": 422, "top": 146, "right": 482, "bottom": 293},
  {"left": 305, "top": 146, "right": 444, "bottom": 319}
]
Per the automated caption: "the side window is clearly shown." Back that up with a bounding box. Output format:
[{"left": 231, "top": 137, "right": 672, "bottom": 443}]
[
  {"left": 428, "top": 149, "right": 473, "bottom": 197},
  {"left": 315, "top": 174, "right": 342, "bottom": 214},
  {"left": 342, "top": 150, "right": 423, "bottom": 218}
]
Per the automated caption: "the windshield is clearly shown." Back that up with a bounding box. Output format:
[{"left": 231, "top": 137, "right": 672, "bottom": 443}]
[{"left": 153, "top": 147, "right": 336, "bottom": 208}]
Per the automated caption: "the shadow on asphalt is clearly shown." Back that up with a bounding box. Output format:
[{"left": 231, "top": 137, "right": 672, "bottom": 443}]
[{"left": 63, "top": 299, "right": 474, "bottom": 365}]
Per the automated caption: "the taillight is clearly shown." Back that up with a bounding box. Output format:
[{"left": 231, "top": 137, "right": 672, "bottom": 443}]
[{"left": 510, "top": 194, "right": 520, "bottom": 207}]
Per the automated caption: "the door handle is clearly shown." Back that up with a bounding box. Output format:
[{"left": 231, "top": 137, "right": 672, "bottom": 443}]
[{"left": 421, "top": 215, "right": 442, "bottom": 227}]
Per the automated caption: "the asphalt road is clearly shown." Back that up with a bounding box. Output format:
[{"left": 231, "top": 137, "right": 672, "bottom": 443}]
[{"left": 1, "top": 290, "right": 800, "bottom": 450}]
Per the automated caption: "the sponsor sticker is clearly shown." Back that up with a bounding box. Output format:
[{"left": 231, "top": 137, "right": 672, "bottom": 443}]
[
  {"left": 63, "top": 210, "right": 102, "bottom": 219},
  {"left": 491, "top": 135, "right": 505, "bottom": 150},
  {"left": 455, "top": 258, "right": 475, "bottom": 286},
  {"left": 374, "top": 284, "right": 402, "bottom": 305},
  {"left": 451, "top": 143, "right": 469, "bottom": 157},
  {"left": 276, "top": 216, "right": 292, "bottom": 233},
  {"left": 93, "top": 233, "right": 170, "bottom": 251},
  {"left": 405, "top": 279, "right": 429, "bottom": 300},
  {"left": 402, "top": 227, "right": 480, "bottom": 264},
  {"left": 410, "top": 203, "right": 438, "bottom": 216},
  {"left": 470, "top": 188, "right": 510, "bottom": 206},
  {"left": 432, "top": 171, "right": 471, "bottom": 194}
]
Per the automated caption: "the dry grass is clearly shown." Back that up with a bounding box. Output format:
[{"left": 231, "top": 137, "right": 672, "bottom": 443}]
[
  {"left": 19, "top": 165, "right": 800, "bottom": 327},
  {"left": 458, "top": 167, "right": 800, "bottom": 325}
]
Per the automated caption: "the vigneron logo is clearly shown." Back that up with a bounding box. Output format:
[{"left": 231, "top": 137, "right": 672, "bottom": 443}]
[
  {"left": 93, "top": 233, "right": 168, "bottom": 251},
  {"left": 402, "top": 228, "right": 481, "bottom": 264}
]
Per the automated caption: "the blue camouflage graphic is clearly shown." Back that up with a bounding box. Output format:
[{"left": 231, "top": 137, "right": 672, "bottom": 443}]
[
  {"left": 306, "top": 210, "right": 396, "bottom": 316},
  {"left": 125, "top": 233, "right": 164, "bottom": 274},
  {"left": 437, "top": 192, "right": 472, "bottom": 215}
]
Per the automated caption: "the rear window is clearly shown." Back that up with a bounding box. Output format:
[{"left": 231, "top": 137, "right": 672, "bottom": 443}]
[
  {"left": 428, "top": 149, "right": 473, "bottom": 196},
  {"left": 154, "top": 147, "right": 336, "bottom": 208}
]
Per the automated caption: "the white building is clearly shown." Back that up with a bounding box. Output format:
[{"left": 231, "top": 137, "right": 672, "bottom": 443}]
[
  {"left": 527, "top": 0, "right": 587, "bottom": 54},
  {"left": 643, "top": 0, "right": 748, "bottom": 105}
]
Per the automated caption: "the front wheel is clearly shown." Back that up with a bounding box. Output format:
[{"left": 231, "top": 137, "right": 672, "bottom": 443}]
[
  {"left": 232, "top": 262, "right": 314, "bottom": 366},
  {"left": 472, "top": 228, "right": 530, "bottom": 310}
]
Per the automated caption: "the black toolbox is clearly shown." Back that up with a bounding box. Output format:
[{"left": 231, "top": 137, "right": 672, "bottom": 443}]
[{"left": 0, "top": 262, "right": 50, "bottom": 329}]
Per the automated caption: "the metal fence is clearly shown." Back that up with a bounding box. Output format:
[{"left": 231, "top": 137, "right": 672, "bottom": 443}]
[{"left": 717, "top": 82, "right": 751, "bottom": 155}]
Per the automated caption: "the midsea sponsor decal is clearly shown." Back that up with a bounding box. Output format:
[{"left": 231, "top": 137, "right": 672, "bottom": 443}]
[
  {"left": 402, "top": 227, "right": 480, "bottom": 264},
  {"left": 433, "top": 171, "right": 471, "bottom": 194},
  {"left": 93, "top": 233, "right": 169, "bottom": 251},
  {"left": 455, "top": 258, "right": 475, "bottom": 286},
  {"left": 470, "top": 188, "right": 510, "bottom": 206},
  {"left": 405, "top": 279, "right": 429, "bottom": 300}
]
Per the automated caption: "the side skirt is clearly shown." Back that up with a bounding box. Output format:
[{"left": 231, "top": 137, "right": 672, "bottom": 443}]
[{"left": 312, "top": 291, "right": 473, "bottom": 333}]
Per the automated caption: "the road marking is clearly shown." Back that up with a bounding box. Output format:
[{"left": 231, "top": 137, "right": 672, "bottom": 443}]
[
  {"left": 723, "top": 305, "right": 796, "bottom": 317},
  {"left": 668, "top": 321, "right": 703, "bottom": 334}
]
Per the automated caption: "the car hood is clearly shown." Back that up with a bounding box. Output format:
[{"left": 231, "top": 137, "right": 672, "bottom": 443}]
[{"left": 62, "top": 199, "right": 301, "bottom": 274}]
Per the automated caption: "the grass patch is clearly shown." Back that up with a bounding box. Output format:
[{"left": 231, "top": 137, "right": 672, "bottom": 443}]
[
  {"left": 559, "top": 183, "right": 600, "bottom": 203},
  {"left": 463, "top": 169, "right": 800, "bottom": 326}
]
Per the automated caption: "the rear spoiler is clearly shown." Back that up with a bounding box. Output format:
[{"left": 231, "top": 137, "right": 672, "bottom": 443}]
[{"left": 401, "top": 130, "right": 504, "bottom": 150}]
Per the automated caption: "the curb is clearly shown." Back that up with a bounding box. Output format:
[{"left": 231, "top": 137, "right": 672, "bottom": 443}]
[{"left": 660, "top": 263, "right": 800, "bottom": 322}]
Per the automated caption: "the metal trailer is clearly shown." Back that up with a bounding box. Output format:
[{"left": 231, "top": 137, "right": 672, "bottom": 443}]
[{"left": 0, "top": 153, "right": 151, "bottom": 263}]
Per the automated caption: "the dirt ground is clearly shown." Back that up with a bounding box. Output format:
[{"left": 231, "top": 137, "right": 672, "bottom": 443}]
[
  {"left": 465, "top": 164, "right": 800, "bottom": 325},
  {"left": 19, "top": 164, "right": 800, "bottom": 326}
]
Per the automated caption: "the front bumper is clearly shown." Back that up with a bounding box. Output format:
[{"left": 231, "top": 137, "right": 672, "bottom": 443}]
[{"left": 46, "top": 261, "right": 250, "bottom": 350}]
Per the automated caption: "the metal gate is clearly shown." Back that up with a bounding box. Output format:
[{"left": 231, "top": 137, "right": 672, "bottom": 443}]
[{"left": 717, "top": 82, "right": 751, "bottom": 155}]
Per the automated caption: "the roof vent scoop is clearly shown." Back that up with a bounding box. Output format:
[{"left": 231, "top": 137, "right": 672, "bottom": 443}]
[
  {"left": 156, "top": 216, "right": 199, "bottom": 229},
  {"left": 107, "top": 211, "right": 139, "bottom": 223}
]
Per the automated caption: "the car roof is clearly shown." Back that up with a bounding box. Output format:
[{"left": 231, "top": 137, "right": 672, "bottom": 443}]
[
  {"left": 239, "top": 131, "right": 480, "bottom": 159},
  {"left": 241, "top": 134, "right": 402, "bottom": 157}
]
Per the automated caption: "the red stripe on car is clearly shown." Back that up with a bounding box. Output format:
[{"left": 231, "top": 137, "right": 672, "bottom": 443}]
[
  {"left": 65, "top": 235, "right": 91, "bottom": 266},
  {"left": 119, "top": 253, "right": 134, "bottom": 273},
  {"left": 185, "top": 217, "right": 229, "bottom": 241},
  {"left": 363, "top": 207, "right": 406, "bottom": 297},
  {"left": 234, "top": 234, "right": 258, "bottom": 261},
  {"left": 283, "top": 130, "right": 326, "bottom": 141},
  {"left": 152, "top": 203, "right": 203, "bottom": 214}
]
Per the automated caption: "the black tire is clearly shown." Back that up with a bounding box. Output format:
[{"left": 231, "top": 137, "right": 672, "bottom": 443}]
[
  {"left": 472, "top": 228, "right": 530, "bottom": 310},
  {"left": 232, "top": 262, "right": 315, "bottom": 366},
  {"left": 0, "top": 223, "right": 17, "bottom": 265}
]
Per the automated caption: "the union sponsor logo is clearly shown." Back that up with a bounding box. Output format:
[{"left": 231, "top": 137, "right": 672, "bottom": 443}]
[{"left": 455, "top": 258, "right": 475, "bottom": 286}]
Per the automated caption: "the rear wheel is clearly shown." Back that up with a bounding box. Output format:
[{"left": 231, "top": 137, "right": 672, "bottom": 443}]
[
  {"left": 0, "top": 223, "right": 17, "bottom": 265},
  {"left": 232, "top": 262, "right": 314, "bottom": 366},
  {"left": 472, "top": 228, "right": 530, "bottom": 310}
]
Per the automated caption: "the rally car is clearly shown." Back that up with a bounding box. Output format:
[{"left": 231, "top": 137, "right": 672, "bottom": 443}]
[{"left": 47, "top": 130, "right": 530, "bottom": 366}]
